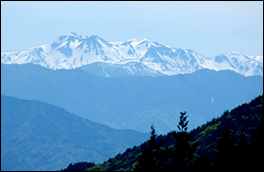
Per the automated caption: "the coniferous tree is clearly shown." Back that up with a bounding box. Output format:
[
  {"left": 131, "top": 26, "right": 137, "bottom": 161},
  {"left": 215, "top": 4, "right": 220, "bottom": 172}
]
[
  {"left": 171, "top": 111, "right": 195, "bottom": 171},
  {"left": 134, "top": 124, "right": 171, "bottom": 171},
  {"left": 177, "top": 111, "right": 189, "bottom": 132},
  {"left": 134, "top": 124, "right": 161, "bottom": 171}
]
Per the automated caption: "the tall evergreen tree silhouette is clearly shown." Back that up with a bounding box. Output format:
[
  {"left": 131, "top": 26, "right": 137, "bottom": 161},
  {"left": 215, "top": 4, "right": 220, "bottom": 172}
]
[
  {"left": 134, "top": 124, "right": 164, "bottom": 171},
  {"left": 171, "top": 111, "right": 195, "bottom": 171},
  {"left": 177, "top": 111, "right": 189, "bottom": 132}
]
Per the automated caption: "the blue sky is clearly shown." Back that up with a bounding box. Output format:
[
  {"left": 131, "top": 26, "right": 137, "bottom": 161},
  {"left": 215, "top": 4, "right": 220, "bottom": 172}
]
[{"left": 1, "top": 1, "right": 263, "bottom": 57}]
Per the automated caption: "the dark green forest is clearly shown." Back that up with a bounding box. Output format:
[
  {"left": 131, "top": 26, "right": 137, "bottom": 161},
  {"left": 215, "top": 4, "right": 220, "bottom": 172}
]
[{"left": 61, "top": 95, "right": 263, "bottom": 171}]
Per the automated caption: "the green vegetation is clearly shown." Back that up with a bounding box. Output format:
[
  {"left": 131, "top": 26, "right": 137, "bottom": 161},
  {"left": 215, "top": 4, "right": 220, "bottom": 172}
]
[{"left": 78, "top": 95, "right": 263, "bottom": 171}]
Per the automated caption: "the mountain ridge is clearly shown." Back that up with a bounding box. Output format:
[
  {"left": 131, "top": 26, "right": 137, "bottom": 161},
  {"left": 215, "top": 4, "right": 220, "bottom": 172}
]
[
  {"left": 2, "top": 63, "right": 263, "bottom": 134},
  {"left": 1, "top": 94, "right": 149, "bottom": 171},
  {"left": 83, "top": 95, "right": 263, "bottom": 171},
  {"left": 1, "top": 32, "right": 263, "bottom": 77}
]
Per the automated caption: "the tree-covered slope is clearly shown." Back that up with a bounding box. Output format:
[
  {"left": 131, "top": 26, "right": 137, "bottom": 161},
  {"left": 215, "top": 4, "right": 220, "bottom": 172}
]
[
  {"left": 1, "top": 95, "right": 148, "bottom": 171},
  {"left": 83, "top": 95, "right": 263, "bottom": 171}
]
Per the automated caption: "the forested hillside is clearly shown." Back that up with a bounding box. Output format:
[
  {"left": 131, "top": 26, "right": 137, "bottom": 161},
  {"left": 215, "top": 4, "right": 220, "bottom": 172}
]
[
  {"left": 1, "top": 95, "right": 148, "bottom": 171},
  {"left": 66, "top": 95, "right": 263, "bottom": 171}
]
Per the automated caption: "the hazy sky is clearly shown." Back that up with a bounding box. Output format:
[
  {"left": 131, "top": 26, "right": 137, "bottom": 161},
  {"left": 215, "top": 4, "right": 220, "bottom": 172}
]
[{"left": 1, "top": 1, "right": 263, "bottom": 57}]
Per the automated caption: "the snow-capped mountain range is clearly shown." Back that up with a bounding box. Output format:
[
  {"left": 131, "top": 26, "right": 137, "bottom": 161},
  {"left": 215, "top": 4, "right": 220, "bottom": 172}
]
[{"left": 1, "top": 32, "right": 263, "bottom": 77}]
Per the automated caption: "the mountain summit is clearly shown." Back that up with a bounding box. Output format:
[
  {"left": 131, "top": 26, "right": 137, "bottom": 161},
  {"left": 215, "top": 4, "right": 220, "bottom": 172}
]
[{"left": 1, "top": 33, "right": 263, "bottom": 77}]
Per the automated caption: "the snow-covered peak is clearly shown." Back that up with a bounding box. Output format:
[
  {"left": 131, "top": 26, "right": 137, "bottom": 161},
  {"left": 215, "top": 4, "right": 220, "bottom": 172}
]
[
  {"left": 69, "top": 32, "right": 81, "bottom": 37},
  {"left": 1, "top": 33, "right": 263, "bottom": 77},
  {"left": 127, "top": 37, "right": 148, "bottom": 43},
  {"left": 126, "top": 37, "right": 162, "bottom": 48},
  {"left": 225, "top": 51, "right": 249, "bottom": 59},
  {"left": 249, "top": 55, "right": 263, "bottom": 63},
  {"left": 51, "top": 33, "right": 83, "bottom": 46},
  {"left": 89, "top": 35, "right": 101, "bottom": 40},
  {"left": 226, "top": 51, "right": 245, "bottom": 55}
]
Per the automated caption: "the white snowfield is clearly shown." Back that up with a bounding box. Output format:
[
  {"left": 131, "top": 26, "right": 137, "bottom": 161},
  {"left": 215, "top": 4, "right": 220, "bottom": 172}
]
[{"left": 1, "top": 32, "right": 263, "bottom": 77}]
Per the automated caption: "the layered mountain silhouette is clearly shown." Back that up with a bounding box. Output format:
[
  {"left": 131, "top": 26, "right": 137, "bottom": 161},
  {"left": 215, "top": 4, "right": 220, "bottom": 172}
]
[
  {"left": 81, "top": 95, "right": 263, "bottom": 171},
  {"left": 1, "top": 33, "right": 263, "bottom": 171},
  {"left": 1, "top": 63, "right": 263, "bottom": 133},
  {"left": 1, "top": 33, "right": 263, "bottom": 77},
  {"left": 1, "top": 95, "right": 148, "bottom": 171}
]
